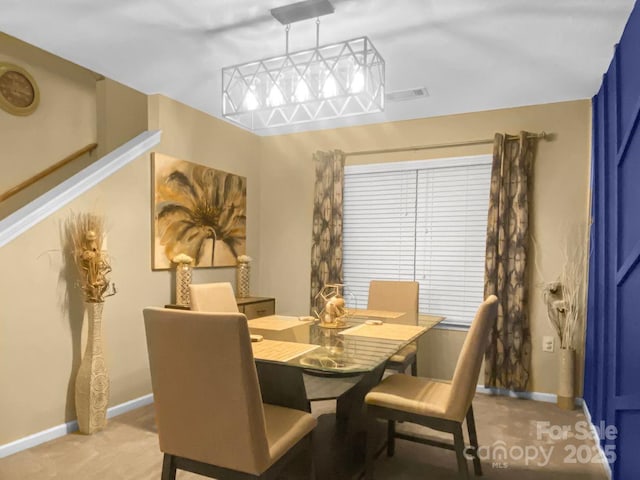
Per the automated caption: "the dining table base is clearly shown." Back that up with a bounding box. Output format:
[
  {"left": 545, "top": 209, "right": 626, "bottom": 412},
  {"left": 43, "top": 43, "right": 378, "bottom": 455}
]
[{"left": 256, "top": 361, "right": 387, "bottom": 479}]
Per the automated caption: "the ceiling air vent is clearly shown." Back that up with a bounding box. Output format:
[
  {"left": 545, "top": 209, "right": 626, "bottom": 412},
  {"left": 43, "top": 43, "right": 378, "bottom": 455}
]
[{"left": 385, "top": 87, "right": 429, "bottom": 102}]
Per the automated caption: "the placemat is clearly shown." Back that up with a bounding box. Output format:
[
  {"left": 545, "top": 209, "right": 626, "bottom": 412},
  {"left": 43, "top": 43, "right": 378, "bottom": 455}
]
[
  {"left": 252, "top": 339, "right": 319, "bottom": 362},
  {"left": 420, "top": 314, "right": 446, "bottom": 329},
  {"left": 339, "top": 323, "right": 426, "bottom": 341},
  {"left": 248, "top": 315, "right": 312, "bottom": 331},
  {"left": 348, "top": 308, "right": 407, "bottom": 320}
]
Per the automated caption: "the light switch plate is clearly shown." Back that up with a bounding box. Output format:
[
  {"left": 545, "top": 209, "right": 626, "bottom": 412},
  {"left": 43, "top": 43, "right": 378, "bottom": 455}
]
[{"left": 542, "top": 336, "right": 555, "bottom": 353}]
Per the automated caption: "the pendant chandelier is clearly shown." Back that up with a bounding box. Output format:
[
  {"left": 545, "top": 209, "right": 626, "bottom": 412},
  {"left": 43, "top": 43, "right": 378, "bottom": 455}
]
[{"left": 221, "top": 0, "right": 385, "bottom": 130}]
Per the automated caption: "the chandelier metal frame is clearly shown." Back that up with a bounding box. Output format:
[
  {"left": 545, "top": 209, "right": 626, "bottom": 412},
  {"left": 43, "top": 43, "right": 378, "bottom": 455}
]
[{"left": 221, "top": 19, "right": 385, "bottom": 130}]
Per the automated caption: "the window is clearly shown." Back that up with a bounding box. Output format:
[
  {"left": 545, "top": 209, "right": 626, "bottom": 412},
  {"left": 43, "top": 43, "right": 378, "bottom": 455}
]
[{"left": 342, "top": 155, "right": 492, "bottom": 327}]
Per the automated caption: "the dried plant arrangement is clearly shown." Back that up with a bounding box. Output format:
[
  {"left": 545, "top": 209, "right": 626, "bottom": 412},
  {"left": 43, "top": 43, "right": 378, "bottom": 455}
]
[
  {"left": 535, "top": 224, "right": 589, "bottom": 350},
  {"left": 66, "top": 212, "right": 116, "bottom": 303}
]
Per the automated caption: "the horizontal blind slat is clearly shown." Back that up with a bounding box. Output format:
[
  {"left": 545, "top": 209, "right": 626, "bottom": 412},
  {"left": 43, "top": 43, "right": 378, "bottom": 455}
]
[{"left": 343, "top": 156, "right": 491, "bottom": 326}]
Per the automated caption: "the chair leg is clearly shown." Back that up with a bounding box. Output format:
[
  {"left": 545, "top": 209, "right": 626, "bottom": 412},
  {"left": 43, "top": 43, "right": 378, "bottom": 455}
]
[
  {"left": 387, "top": 420, "right": 396, "bottom": 457},
  {"left": 307, "top": 434, "right": 316, "bottom": 480},
  {"left": 453, "top": 424, "right": 470, "bottom": 480},
  {"left": 466, "top": 405, "right": 482, "bottom": 476},
  {"left": 161, "top": 454, "right": 176, "bottom": 480},
  {"left": 364, "top": 411, "right": 376, "bottom": 480}
]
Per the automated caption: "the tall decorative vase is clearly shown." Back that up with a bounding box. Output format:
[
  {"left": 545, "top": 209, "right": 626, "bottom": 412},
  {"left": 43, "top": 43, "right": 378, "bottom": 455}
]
[
  {"left": 557, "top": 348, "right": 575, "bottom": 410},
  {"left": 236, "top": 261, "right": 250, "bottom": 298},
  {"left": 75, "top": 302, "right": 110, "bottom": 434},
  {"left": 176, "top": 262, "right": 193, "bottom": 306}
]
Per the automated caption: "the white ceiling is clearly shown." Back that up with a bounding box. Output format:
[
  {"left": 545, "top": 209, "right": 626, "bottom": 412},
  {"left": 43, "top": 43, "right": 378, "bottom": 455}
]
[{"left": 0, "top": 0, "right": 635, "bottom": 135}]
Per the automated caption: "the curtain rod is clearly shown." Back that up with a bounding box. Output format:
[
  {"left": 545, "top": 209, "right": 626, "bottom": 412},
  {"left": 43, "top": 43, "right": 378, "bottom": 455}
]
[{"left": 343, "top": 131, "right": 548, "bottom": 158}]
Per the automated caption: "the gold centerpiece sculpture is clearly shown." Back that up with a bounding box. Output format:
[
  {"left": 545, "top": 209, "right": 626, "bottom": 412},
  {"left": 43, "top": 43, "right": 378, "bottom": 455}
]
[
  {"left": 313, "top": 283, "right": 349, "bottom": 328},
  {"left": 310, "top": 284, "right": 352, "bottom": 360}
]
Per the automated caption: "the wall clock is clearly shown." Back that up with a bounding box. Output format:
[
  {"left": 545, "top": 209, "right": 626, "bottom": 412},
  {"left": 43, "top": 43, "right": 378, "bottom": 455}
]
[{"left": 0, "top": 62, "right": 40, "bottom": 116}]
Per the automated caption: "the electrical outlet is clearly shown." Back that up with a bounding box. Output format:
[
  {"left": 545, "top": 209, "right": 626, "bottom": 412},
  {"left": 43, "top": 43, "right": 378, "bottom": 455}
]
[{"left": 542, "top": 336, "right": 555, "bottom": 353}]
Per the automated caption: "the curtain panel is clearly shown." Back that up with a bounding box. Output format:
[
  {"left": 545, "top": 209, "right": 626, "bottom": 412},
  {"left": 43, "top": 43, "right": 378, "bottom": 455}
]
[
  {"left": 484, "top": 132, "right": 534, "bottom": 391},
  {"left": 310, "top": 150, "right": 345, "bottom": 312}
]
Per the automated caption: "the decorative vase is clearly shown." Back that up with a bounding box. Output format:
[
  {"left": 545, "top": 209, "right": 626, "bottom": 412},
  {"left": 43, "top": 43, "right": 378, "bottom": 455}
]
[
  {"left": 75, "top": 302, "right": 110, "bottom": 434},
  {"left": 557, "top": 347, "right": 575, "bottom": 410},
  {"left": 176, "top": 262, "right": 192, "bottom": 306},
  {"left": 236, "top": 262, "right": 250, "bottom": 298}
]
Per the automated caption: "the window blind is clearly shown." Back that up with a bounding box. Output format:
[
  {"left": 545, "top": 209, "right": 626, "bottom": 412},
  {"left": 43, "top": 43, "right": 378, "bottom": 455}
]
[{"left": 343, "top": 155, "right": 492, "bottom": 327}]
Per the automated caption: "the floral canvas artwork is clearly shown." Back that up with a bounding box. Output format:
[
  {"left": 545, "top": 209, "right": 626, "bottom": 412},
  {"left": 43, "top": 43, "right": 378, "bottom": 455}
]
[{"left": 152, "top": 153, "right": 246, "bottom": 269}]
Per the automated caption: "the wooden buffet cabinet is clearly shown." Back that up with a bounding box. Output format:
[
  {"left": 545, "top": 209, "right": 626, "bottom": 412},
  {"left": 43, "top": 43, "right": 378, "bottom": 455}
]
[
  {"left": 236, "top": 297, "right": 276, "bottom": 319},
  {"left": 165, "top": 296, "right": 275, "bottom": 319}
]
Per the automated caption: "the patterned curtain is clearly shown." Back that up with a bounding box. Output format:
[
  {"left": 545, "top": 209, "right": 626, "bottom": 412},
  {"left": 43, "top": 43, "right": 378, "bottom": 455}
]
[
  {"left": 310, "top": 150, "right": 345, "bottom": 313},
  {"left": 484, "top": 132, "right": 534, "bottom": 391}
]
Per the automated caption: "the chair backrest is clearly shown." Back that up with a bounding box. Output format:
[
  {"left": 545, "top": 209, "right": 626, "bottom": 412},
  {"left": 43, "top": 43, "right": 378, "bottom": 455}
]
[
  {"left": 143, "top": 307, "right": 270, "bottom": 474},
  {"left": 189, "top": 282, "right": 239, "bottom": 313},
  {"left": 367, "top": 280, "right": 419, "bottom": 326},
  {"left": 447, "top": 295, "right": 499, "bottom": 421}
]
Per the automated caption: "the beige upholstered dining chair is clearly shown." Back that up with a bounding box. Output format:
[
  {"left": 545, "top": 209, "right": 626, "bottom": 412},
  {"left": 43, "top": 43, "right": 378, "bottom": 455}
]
[
  {"left": 189, "top": 281, "right": 239, "bottom": 313},
  {"left": 367, "top": 280, "right": 420, "bottom": 375},
  {"left": 143, "top": 307, "right": 317, "bottom": 480},
  {"left": 364, "top": 295, "right": 499, "bottom": 480}
]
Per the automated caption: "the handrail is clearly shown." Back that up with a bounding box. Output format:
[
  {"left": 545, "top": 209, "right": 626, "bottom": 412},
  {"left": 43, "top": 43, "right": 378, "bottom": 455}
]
[
  {"left": 0, "top": 143, "right": 98, "bottom": 202},
  {"left": 0, "top": 130, "right": 161, "bottom": 249}
]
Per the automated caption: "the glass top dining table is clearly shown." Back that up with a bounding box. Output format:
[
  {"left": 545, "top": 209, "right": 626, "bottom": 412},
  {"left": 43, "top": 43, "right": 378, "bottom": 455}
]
[
  {"left": 248, "top": 309, "right": 444, "bottom": 375},
  {"left": 247, "top": 309, "right": 445, "bottom": 479}
]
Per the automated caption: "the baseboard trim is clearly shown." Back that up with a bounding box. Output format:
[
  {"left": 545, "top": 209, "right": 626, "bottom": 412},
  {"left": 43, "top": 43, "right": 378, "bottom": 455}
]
[
  {"left": 477, "top": 386, "right": 557, "bottom": 403},
  {"left": 0, "top": 388, "right": 600, "bottom": 463},
  {"left": 0, "top": 393, "right": 154, "bottom": 459},
  {"left": 476, "top": 386, "right": 584, "bottom": 407},
  {"left": 582, "top": 401, "right": 613, "bottom": 480},
  {"left": 105, "top": 393, "right": 154, "bottom": 419}
]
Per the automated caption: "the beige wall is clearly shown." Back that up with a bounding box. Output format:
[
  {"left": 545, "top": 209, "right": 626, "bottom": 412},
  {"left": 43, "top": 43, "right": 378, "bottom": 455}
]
[
  {"left": 96, "top": 78, "right": 149, "bottom": 156},
  {"left": 258, "top": 100, "right": 591, "bottom": 395},
  {"left": 0, "top": 33, "right": 590, "bottom": 447},
  {"left": 0, "top": 33, "right": 97, "bottom": 193},
  {"left": 0, "top": 78, "right": 153, "bottom": 445},
  {"left": 148, "top": 95, "right": 262, "bottom": 290},
  {"left": 0, "top": 77, "right": 261, "bottom": 444}
]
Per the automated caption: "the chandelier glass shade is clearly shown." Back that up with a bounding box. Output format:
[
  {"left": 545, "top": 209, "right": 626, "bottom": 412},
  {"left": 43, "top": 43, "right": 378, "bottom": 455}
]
[{"left": 222, "top": 36, "right": 385, "bottom": 130}]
